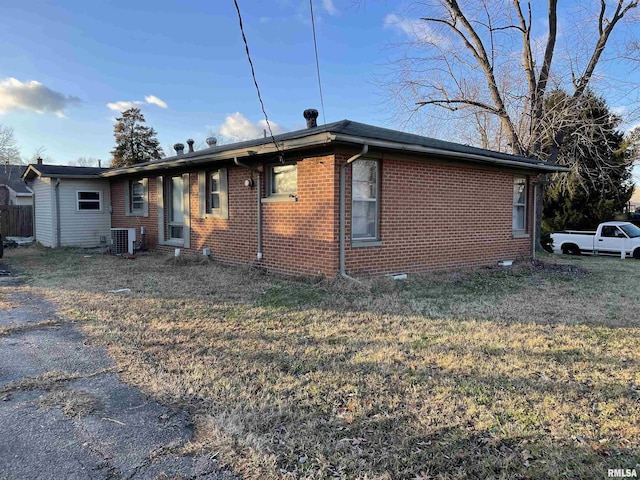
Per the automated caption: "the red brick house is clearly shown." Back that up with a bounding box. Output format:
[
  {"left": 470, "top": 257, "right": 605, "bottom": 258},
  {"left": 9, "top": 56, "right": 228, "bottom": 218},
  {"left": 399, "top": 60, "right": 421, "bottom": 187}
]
[{"left": 102, "top": 111, "right": 566, "bottom": 276}]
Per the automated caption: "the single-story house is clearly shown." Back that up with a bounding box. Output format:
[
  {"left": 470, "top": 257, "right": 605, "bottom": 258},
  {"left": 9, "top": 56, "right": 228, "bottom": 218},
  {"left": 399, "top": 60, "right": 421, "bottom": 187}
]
[
  {"left": 22, "top": 162, "right": 110, "bottom": 248},
  {"left": 0, "top": 165, "right": 33, "bottom": 206},
  {"left": 22, "top": 110, "right": 568, "bottom": 275},
  {"left": 102, "top": 110, "right": 568, "bottom": 276}
]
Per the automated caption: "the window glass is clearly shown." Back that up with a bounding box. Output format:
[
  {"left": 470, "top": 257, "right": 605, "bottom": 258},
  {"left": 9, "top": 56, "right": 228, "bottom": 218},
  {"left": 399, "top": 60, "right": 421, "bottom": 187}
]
[
  {"left": 271, "top": 164, "right": 297, "bottom": 195},
  {"left": 210, "top": 171, "right": 220, "bottom": 210},
  {"left": 512, "top": 177, "right": 526, "bottom": 231},
  {"left": 131, "top": 180, "right": 144, "bottom": 211},
  {"left": 170, "top": 176, "right": 184, "bottom": 226},
  {"left": 77, "top": 191, "right": 101, "bottom": 210},
  {"left": 620, "top": 224, "right": 640, "bottom": 238},
  {"left": 352, "top": 160, "right": 378, "bottom": 240}
]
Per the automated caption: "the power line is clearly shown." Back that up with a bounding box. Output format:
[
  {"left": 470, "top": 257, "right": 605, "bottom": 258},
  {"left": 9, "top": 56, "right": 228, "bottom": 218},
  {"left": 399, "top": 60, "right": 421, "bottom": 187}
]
[
  {"left": 232, "top": 0, "right": 282, "bottom": 156},
  {"left": 309, "top": 0, "right": 327, "bottom": 127}
]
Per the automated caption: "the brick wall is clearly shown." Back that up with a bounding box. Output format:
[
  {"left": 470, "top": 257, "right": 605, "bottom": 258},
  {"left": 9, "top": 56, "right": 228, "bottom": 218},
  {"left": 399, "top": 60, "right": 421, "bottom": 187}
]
[
  {"left": 110, "top": 155, "right": 340, "bottom": 276},
  {"left": 341, "top": 152, "right": 533, "bottom": 276},
  {"left": 110, "top": 151, "right": 533, "bottom": 277},
  {"left": 111, "top": 178, "right": 159, "bottom": 249}
]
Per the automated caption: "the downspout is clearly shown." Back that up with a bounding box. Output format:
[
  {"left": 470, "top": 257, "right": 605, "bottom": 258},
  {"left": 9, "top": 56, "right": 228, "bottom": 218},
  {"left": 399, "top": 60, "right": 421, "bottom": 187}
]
[
  {"left": 55, "top": 178, "right": 61, "bottom": 248},
  {"left": 531, "top": 176, "right": 537, "bottom": 262},
  {"left": 233, "top": 158, "right": 263, "bottom": 261},
  {"left": 339, "top": 145, "right": 368, "bottom": 279}
]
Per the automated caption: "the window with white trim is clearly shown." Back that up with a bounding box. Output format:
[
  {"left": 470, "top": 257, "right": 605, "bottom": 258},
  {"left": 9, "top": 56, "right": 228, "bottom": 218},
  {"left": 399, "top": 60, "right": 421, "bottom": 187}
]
[
  {"left": 267, "top": 163, "right": 297, "bottom": 197},
  {"left": 168, "top": 176, "right": 184, "bottom": 240},
  {"left": 198, "top": 168, "right": 228, "bottom": 219},
  {"left": 351, "top": 159, "right": 379, "bottom": 240},
  {"left": 77, "top": 191, "right": 101, "bottom": 211},
  {"left": 513, "top": 177, "right": 527, "bottom": 233},
  {"left": 126, "top": 179, "right": 148, "bottom": 216}
]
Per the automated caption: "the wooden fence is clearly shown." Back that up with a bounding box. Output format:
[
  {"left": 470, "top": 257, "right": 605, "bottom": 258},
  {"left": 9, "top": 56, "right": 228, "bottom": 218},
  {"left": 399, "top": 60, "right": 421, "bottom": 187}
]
[{"left": 0, "top": 205, "right": 33, "bottom": 237}]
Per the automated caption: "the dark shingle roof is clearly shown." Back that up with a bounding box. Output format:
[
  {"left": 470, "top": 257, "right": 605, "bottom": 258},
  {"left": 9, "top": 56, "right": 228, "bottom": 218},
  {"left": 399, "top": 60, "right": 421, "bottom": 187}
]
[
  {"left": 0, "top": 165, "right": 31, "bottom": 194},
  {"left": 104, "top": 119, "right": 568, "bottom": 176},
  {"left": 22, "top": 164, "right": 110, "bottom": 180}
]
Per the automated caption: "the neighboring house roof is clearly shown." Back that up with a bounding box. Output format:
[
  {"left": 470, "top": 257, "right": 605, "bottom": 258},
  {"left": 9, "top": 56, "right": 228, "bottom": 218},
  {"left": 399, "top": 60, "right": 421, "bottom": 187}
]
[
  {"left": 0, "top": 164, "right": 32, "bottom": 195},
  {"left": 22, "top": 164, "right": 110, "bottom": 181},
  {"left": 102, "top": 119, "right": 569, "bottom": 177}
]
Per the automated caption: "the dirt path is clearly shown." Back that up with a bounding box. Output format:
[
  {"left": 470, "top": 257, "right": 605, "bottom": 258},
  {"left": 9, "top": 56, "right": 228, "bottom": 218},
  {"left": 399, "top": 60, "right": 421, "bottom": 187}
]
[{"left": 0, "top": 264, "right": 235, "bottom": 480}]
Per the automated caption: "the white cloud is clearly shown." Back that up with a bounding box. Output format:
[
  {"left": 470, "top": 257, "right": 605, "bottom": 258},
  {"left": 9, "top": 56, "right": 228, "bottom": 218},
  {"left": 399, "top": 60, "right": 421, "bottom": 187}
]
[
  {"left": 384, "top": 13, "right": 446, "bottom": 46},
  {"left": 144, "top": 95, "right": 168, "bottom": 109},
  {"left": 219, "top": 112, "right": 286, "bottom": 141},
  {"left": 0, "top": 77, "right": 80, "bottom": 118},
  {"left": 107, "top": 94, "right": 168, "bottom": 111},
  {"left": 322, "top": 0, "right": 338, "bottom": 16},
  {"left": 106, "top": 100, "right": 143, "bottom": 111}
]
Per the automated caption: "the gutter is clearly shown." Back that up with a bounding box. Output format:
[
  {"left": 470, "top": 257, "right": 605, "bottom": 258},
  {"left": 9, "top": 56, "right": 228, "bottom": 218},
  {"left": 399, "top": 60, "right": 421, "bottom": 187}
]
[
  {"left": 233, "top": 158, "right": 263, "bottom": 261},
  {"left": 100, "top": 132, "right": 567, "bottom": 179},
  {"left": 331, "top": 134, "right": 570, "bottom": 173},
  {"left": 339, "top": 145, "right": 368, "bottom": 279}
]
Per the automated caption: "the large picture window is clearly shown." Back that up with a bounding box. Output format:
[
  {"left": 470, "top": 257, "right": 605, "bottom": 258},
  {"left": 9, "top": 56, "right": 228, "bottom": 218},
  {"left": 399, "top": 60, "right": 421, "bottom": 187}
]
[
  {"left": 513, "top": 177, "right": 527, "bottom": 233},
  {"left": 351, "top": 159, "right": 379, "bottom": 240},
  {"left": 77, "top": 191, "right": 101, "bottom": 211}
]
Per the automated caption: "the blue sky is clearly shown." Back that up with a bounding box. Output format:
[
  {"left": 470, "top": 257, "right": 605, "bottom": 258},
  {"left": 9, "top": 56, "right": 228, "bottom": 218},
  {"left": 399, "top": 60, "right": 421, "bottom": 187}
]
[{"left": 0, "top": 0, "right": 638, "bottom": 166}]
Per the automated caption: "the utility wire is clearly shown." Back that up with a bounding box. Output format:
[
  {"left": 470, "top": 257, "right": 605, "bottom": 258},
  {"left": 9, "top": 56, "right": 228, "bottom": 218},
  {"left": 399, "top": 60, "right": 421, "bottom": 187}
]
[
  {"left": 309, "top": 0, "right": 327, "bottom": 127},
  {"left": 233, "top": 0, "right": 282, "bottom": 156}
]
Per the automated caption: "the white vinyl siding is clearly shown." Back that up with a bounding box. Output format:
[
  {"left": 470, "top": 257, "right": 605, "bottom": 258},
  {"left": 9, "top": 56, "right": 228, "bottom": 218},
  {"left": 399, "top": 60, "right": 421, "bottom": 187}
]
[
  {"left": 33, "top": 178, "right": 53, "bottom": 247},
  {"left": 32, "top": 178, "right": 111, "bottom": 248},
  {"left": 59, "top": 180, "right": 111, "bottom": 247}
]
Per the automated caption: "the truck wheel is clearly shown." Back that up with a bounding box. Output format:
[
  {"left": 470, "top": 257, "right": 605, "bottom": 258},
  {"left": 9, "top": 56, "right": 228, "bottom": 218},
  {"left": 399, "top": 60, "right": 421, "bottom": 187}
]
[
  {"left": 562, "top": 244, "right": 581, "bottom": 256},
  {"left": 633, "top": 249, "right": 640, "bottom": 260}
]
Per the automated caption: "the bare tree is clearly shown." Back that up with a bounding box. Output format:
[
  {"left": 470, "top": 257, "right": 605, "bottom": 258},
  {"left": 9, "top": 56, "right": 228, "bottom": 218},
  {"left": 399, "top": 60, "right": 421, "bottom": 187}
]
[
  {"left": 68, "top": 157, "right": 103, "bottom": 167},
  {"left": 384, "top": 0, "right": 639, "bottom": 245},
  {"left": 0, "top": 125, "right": 23, "bottom": 165}
]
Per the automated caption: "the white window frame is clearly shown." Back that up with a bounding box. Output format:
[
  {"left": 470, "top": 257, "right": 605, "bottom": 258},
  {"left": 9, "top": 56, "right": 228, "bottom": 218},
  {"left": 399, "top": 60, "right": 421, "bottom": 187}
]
[
  {"left": 351, "top": 159, "right": 380, "bottom": 242},
  {"left": 265, "top": 163, "right": 298, "bottom": 200},
  {"left": 198, "top": 168, "right": 228, "bottom": 219},
  {"left": 167, "top": 175, "right": 184, "bottom": 241},
  {"left": 513, "top": 176, "right": 527, "bottom": 235},
  {"left": 76, "top": 190, "right": 102, "bottom": 211},
  {"left": 126, "top": 178, "right": 148, "bottom": 217}
]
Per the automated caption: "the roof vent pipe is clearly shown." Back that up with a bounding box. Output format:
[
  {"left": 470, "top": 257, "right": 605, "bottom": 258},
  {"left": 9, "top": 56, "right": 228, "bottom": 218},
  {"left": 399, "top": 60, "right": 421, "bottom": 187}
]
[
  {"left": 304, "top": 108, "right": 319, "bottom": 128},
  {"left": 186, "top": 139, "right": 195, "bottom": 153},
  {"left": 206, "top": 137, "right": 217, "bottom": 147},
  {"left": 174, "top": 143, "right": 185, "bottom": 155}
]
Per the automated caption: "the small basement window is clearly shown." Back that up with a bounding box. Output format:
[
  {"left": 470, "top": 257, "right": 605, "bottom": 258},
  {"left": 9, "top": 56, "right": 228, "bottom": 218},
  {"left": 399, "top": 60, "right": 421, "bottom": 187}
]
[{"left": 77, "top": 191, "right": 101, "bottom": 211}]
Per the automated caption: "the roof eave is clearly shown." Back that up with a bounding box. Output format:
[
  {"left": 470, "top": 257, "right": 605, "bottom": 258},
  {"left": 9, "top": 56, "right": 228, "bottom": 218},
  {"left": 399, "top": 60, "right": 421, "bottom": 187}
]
[
  {"left": 332, "top": 133, "right": 570, "bottom": 173},
  {"left": 101, "top": 132, "right": 337, "bottom": 178}
]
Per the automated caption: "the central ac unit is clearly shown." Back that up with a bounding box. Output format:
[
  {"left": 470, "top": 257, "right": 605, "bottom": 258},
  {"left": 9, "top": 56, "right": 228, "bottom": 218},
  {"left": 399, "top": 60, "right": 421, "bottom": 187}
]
[{"left": 110, "top": 228, "right": 136, "bottom": 254}]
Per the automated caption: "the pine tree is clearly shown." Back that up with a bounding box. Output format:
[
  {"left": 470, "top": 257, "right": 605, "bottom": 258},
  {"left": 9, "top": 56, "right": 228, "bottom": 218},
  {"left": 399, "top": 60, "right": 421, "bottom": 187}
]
[
  {"left": 542, "top": 91, "right": 634, "bottom": 232},
  {"left": 110, "top": 108, "right": 164, "bottom": 168}
]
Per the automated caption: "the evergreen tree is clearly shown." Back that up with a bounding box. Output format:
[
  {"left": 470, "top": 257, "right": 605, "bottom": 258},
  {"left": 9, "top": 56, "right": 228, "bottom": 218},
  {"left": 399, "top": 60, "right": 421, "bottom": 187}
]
[
  {"left": 542, "top": 91, "right": 634, "bottom": 232},
  {"left": 110, "top": 108, "right": 164, "bottom": 168}
]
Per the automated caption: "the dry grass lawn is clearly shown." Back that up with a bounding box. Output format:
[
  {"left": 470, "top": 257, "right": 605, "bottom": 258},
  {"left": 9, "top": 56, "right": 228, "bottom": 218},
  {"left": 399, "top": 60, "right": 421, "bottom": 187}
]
[{"left": 3, "top": 246, "right": 640, "bottom": 479}]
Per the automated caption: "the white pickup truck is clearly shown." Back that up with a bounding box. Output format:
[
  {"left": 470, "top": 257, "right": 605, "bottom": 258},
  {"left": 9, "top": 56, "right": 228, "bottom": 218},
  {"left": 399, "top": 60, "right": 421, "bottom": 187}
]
[{"left": 551, "top": 221, "right": 640, "bottom": 259}]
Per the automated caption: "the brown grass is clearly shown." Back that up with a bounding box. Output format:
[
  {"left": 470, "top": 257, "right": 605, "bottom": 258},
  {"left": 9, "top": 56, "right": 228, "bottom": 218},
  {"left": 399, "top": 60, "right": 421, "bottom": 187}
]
[
  {"left": 37, "top": 389, "right": 100, "bottom": 417},
  {"left": 3, "top": 245, "right": 640, "bottom": 479}
]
